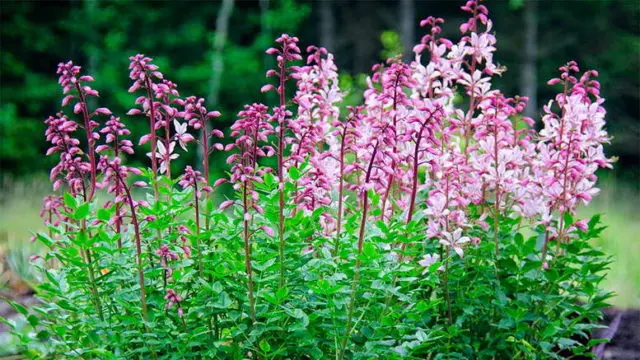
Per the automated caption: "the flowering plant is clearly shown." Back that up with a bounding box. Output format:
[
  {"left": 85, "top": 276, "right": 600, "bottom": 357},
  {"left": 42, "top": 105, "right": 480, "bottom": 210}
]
[{"left": 3, "top": 1, "right": 613, "bottom": 359}]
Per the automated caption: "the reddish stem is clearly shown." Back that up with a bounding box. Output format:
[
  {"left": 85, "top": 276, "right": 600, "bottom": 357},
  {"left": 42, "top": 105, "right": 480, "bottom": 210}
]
[
  {"left": 111, "top": 164, "right": 150, "bottom": 323},
  {"left": 277, "top": 57, "right": 287, "bottom": 287},
  {"left": 75, "top": 83, "right": 97, "bottom": 201},
  {"left": 144, "top": 78, "right": 159, "bottom": 200},
  {"left": 193, "top": 180, "right": 203, "bottom": 276},
  {"left": 334, "top": 122, "right": 350, "bottom": 256}
]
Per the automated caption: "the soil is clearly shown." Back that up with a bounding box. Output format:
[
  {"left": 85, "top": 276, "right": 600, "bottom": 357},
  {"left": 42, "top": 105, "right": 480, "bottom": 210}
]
[{"left": 598, "top": 308, "right": 640, "bottom": 360}]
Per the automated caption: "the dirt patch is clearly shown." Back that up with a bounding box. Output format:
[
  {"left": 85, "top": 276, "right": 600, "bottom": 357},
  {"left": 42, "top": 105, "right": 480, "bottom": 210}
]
[{"left": 600, "top": 308, "right": 640, "bottom": 360}]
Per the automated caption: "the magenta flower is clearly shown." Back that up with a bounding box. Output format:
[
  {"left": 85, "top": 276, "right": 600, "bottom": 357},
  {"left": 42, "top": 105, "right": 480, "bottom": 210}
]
[
  {"left": 179, "top": 96, "right": 222, "bottom": 188},
  {"left": 97, "top": 116, "right": 134, "bottom": 155},
  {"left": 56, "top": 61, "right": 108, "bottom": 200},
  {"left": 179, "top": 166, "right": 211, "bottom": 196},
  {"left": 156, "top": 244, "right": 179, "bottom": 277},
  {"left": 164, "top": 288, "right": 184, "bottom": 317},
  {"left": 39, "top": 195, "right": 67, "bottom": 227},
  {"left": 44, "top": 113, "right": 91, "bottom": 195}
]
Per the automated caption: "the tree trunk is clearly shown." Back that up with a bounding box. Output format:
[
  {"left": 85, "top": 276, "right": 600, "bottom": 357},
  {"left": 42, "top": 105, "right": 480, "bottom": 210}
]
[
  {"left": 400, "top": 0, "right": 415, "bottom": 61},
  {"left": 198, "top": 0, "right": 234, "bottom": 172},
  {"left": 319, "top": 0, "right": 335, "bottom": 52},
  {"left": 520, "top": 0, "right": 538, "bottom": 118},
  {"left": 260, "top": 0, "right": 271, "bottom": 69},
  {"left": 84, "top": 0, "right": 99, "bottom": 110}
]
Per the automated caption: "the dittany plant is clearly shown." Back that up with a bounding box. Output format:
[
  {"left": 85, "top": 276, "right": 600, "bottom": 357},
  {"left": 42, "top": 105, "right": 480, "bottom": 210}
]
[{"left": 2, "top": 1, "right": 614, "bottom": 359}]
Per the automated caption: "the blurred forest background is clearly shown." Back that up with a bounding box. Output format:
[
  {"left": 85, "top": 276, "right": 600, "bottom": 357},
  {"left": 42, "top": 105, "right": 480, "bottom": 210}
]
[{"left": 0, "top": 0, "right": 639, "bottom": 307}]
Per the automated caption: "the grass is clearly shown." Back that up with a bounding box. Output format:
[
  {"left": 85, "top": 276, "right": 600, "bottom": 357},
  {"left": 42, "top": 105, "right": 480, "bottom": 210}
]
[
  {"left": 577, "top": 177, "right": 640, "bottom": 308},
  {"left": 0, "top": 174, "right": 638, "bottom": 308}
]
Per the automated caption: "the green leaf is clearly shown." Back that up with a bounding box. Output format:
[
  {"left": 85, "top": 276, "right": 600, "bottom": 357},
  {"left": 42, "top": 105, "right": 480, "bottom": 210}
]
[
  {"left": 27, "top": 314, "right": 40, "bottom": 327},
  {"left": 259, "top": 339, "right": 271, "bottom": 353},
  {"left": 73, "top": 202, "right": 90, "bottom": 220},
  {"left": 276, "top": 287, "right": 289, "bottom": 300},
  {"left": 293, "top": 309, "right": 309, "bottom": 328},
  {"left": 97, "top": 208, "right": 111, "bottom": 222},
  {"left": 563, "top": 212, "right": 574, "bottom": 228},
  {"left": 289, "top": 166, "right": 301, "bottom": 181},
  {"left": 63, "top": 192, "right": 77, "bottom": 209},
  {"left": 362, "top": 242, "right": 378, "bottom": 259}
]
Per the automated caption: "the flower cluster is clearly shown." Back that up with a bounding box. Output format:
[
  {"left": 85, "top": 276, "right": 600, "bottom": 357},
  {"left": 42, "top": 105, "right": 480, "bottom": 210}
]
[
  {"left": 44, "top": 113, "right": 90, "bottom": 195},
  {"left": 96, "top": 116, "right": 134, "bottom": 155},
  {"left": 225, "top": 103, "right": 275, "bottom": 193},
  {"left": 262, "top": 34, "right": 302, "bottom": 96},
  {"left": 156, "top": 244, "right": 179, "bottom": 277},
  {"left": 39, "top": 195, "right": 67, "bottom": 227},
  {"left": 164, "top": 289, "right": 184, "bottom": 317},
  {"left": 178, "top": 166, "right": 211, "bottom": 196},
  {"left": 57, "top": 61, "right": 111, "bottom": 200}
]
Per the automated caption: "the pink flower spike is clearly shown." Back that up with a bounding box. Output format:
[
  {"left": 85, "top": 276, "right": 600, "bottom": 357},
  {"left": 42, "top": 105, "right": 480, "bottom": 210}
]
[
  {"left": 261, "top": 84, "right": 275, "bottom": 93},
  {"left": 260, "top": 226, "right": 275, "bottom": 237},
  {"left": 94, "top": 107, "right": 112, "bottom": 115},
  {"left": 219, "top": 200, "right": 235, "bottom": 210},
  {"left": 214, "top": 178, "right": 228, "bottom": 187}
]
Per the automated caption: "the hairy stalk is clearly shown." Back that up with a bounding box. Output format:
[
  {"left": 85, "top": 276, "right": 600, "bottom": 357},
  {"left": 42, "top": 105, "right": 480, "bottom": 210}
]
[
  {"left": 163, "top": 115, "right": 172, "bottom": 179},
  {"left": 193, "top": 180, "right": 204, "bottom": 277},
  {"left": 201, "top": 121, "right": 211, "bottom": 230},
  {"left": 111, "top": 166, "right": 150, "bottom": 323},
  {"left": 462, "top": 4, "right": 479, "bottom": 156},
  {"left": 380, "top": 113, "right": 435, "bottom": 319},
  {"left": 277, "top": 60, "right": 287, "bottom": 288},
  {"left": 444, "top": 253, "right": 453, "bottom": 325},
  {"left": 77, "top": 181, "right": 103, "bottom": 321},
  {"left": 339, "top": 138, "right": 381, "bottom": 359},
  {"left": 379, "top": 75, "right": 401, "bottom": 222},
  {"left": 144, "top": 77, "right": 160, "bottom": 200},
  {"left": 399, "top": 110, "right": 437, "bottom": 257},
  {"left": 114, "top": 133, "right": 123, "bottom": 248},
  {"left": 81, "top": 245, "right": 104, "bottom": 322},
  {"left": 492, "top": 120, "right": 501, "bottom": 257},
  {"left": 75, "top": 84, "right": 97, "bottom": 201},
  {"left": 242, "top": 178, "right": 256, "bottom": 323},
  {"left": 333, "top": 122, "right": 349, "bottom": 257}
]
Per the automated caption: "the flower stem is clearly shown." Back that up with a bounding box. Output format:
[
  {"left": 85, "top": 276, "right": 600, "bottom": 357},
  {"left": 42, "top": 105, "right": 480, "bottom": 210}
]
[
  {"left": 277, "top": 60, "right": 287, "bottom": 288},
  {"left": 144, "top": 78, "right": 159, "bottom": 201},
  {"left": 243, "top": 180, "right": 256, "bottom": 323},
  {"left": 193, "top": 180, "right": 203, "bottom": 277},
  {"left": 339, "top": 139, "right": 380, "bottom": 359},
  {"left": 334, "top": 122, "right": 349, "bottom": 257},
  {"left": 75, "top": 84, "right": 97, "bottom": 201},
  {"left": 112, "top": 165, "right": 150, "bottom": 323}
]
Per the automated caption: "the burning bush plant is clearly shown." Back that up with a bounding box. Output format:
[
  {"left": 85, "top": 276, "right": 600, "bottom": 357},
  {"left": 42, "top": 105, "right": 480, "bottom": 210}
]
[{"left": 2, "top": 1, "right": 614, "bottom": 358}]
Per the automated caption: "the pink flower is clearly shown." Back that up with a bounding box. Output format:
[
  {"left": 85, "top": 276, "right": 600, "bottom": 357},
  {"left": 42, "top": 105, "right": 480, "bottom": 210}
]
[
  {"left": 173, "top": 120, "right": 195, "bottom": 151},
  {"left": 418, "top": 254, "right": 443, "bottom": 274},
  {"left": 164, "top": 289, "right": 184, "bottom": 317},
  {"left": 439, "top": 229, "right": 471, "bottom": 258},
  {"left": 147, "top": 140, "right": 179, "bottom": 174},
  {"left": 260, "top": 226, "right": 275, "bottom": 237},
  {"left": 219, "top": 200, "right": 235, "bottom": 210}
]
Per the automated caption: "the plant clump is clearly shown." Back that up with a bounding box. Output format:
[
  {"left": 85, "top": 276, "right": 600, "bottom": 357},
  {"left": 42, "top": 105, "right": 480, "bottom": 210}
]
[{"left": 2, "top": 1, "right": 614, "bottom": 359}]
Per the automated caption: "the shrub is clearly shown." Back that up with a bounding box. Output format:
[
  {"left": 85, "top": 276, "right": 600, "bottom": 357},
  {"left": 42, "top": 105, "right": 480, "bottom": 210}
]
[{"left": 2, "top": 1, "right": 614, "bottom": 358}]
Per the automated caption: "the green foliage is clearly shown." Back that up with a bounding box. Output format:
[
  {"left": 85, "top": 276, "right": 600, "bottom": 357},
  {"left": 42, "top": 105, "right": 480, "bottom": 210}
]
[
  {"left": 380, "top": 31, "right": 403, "bottom": 60},
  {"left": 2, "top": 172, "right": 612, "bottom": 358}
]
